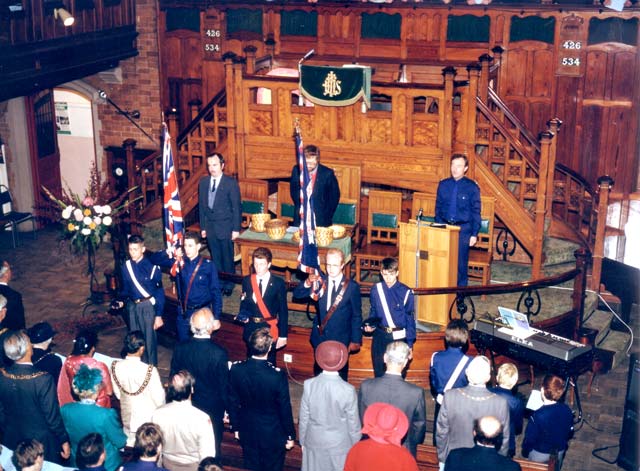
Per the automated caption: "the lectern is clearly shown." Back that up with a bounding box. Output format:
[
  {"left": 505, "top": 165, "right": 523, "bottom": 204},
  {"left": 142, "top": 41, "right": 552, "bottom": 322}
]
[{"left": 398, "top": 221, "right": 459, "bottom": 325}]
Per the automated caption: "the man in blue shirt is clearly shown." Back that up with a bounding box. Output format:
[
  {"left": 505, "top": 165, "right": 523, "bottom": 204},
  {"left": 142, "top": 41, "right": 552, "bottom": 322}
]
[
  {"left": 435, "top": 154, "right": 481, "bottom": 286},
  {"left": 152, "top": 231, "right": 223, "bottom": 342},
  {"left": 117, "top": 235, "right": 165, "bottom": 365}
]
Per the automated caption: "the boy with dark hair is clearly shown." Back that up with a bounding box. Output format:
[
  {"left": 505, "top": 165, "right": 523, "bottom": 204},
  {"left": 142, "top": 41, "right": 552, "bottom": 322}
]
[
  {"left": 120, "top": 423, "right": 169, "bottom": 471},
  {"left": 363, "top": 257, "right": 415, "bottom": 377},
  {"left": 116, "top": 235, "right": 165, "bottom": 365},
  {"left": 237, "top": 246, "right": 288, "bottom": 364},
  {"left": 429, "top": 319, "right": 471, "bottom": 445},
  {"left": 76, "top": 433, "right": 106, "bottom": 471},
  {"left": 12, "top": 440, "right": 44, "bottom": 471}
]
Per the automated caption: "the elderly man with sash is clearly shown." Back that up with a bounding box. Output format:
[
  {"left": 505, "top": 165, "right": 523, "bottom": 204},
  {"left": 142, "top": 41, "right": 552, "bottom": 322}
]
[
  {"left": 237, "top": 247, "right": 288, "bottom": 365},
  {"left": 363, "top": 257, "right": 416, "bottom": 377},
  {"left": 151, "top": 231, "right": 223, "bottom": 342}
]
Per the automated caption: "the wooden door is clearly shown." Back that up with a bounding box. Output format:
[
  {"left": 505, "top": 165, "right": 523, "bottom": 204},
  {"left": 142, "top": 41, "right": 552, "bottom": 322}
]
[
  {"left": 577, "top": 44, "right": 639, "bottom": 193},
  {"left": 26, "top": 89, "right": 61, "bottom": 218},
  {"left": 499, "top": 40, "right": 555, "bottom": 137}
]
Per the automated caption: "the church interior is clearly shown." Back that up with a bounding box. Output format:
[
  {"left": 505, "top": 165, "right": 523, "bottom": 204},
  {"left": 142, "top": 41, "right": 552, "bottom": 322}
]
[{"left": 1, "top": 0, "right": 639, "bottom": 470}]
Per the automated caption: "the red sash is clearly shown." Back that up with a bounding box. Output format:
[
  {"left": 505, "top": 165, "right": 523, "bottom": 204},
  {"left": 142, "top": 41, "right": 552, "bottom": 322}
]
[{"left": 251, "top": 274, "right": 279, "bottom": 339}]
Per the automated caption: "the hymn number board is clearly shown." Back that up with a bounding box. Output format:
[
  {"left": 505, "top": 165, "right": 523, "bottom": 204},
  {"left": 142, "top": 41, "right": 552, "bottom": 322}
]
[
  {"left": 556, "top": 14, "right": 586, "bottom": 76},
  {"left": 203, "top": 15, "right": 222, "bottom": 60}
]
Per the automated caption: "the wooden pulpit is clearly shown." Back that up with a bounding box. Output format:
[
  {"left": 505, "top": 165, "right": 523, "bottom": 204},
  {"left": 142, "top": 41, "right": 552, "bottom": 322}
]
[{"left": 398, "top": 221, "right": 459, "bottom": 325}]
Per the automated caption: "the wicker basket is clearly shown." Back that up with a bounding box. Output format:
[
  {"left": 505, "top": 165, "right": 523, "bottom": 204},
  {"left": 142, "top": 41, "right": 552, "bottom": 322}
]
[
  {"left": 315, "top": 226, "right": 334, "bottom": 247},
  {"left": 250, "top": 213, "right": 271, "bottom": 232},
  {"left": 329, "top": 224, "right": 347, "bottom": 239},
  {"left": 291, "top": 230, "right": 301, "bottom": 243},
  {"left": 265, "top": 218, "right": 288, "bottom": 240}
]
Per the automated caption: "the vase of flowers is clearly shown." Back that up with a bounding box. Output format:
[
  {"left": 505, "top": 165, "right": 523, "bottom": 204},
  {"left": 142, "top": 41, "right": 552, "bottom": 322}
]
[{"left": 42, "top": 162, "right": 137, "bottom": 296}]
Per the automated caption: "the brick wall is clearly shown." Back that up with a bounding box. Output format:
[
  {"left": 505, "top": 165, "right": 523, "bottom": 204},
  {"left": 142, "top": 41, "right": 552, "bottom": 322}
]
[{"left": 86, "top": 0, "right": 163, "bottom": 155}]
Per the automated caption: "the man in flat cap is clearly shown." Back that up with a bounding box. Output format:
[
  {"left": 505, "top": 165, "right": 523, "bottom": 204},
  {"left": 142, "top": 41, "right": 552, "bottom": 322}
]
[{"left": 28, "top": 321, "right": 62, "bottom": 382}]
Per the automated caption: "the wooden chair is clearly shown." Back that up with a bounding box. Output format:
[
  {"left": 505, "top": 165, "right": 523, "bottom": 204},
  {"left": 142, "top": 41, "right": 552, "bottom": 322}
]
[
  {"left": 411, "top": 191, "right": 437, "bottom": 222},
  {"left": 355, "top": 189, "right": 402, "bottom": 286},
  {"left": 468, "top": 195, "right": 496, "bottom": 287},
  {"left": 330, "top": 163, "right": 361, "bottom": 236},
  {"left": 0, "top": 185, "right": 37, "bottom": 248},
  {"left": 276, "top": 181, "right": 295, "bottom": 224},
  {"left": 238, "top": 178, "right": 269, "bottom": 229}
]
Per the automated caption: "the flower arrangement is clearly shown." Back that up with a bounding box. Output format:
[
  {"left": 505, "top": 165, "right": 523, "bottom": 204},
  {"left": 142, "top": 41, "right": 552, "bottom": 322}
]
[{"left": 42, "top": 162, "right": 136, "bottom": 253}]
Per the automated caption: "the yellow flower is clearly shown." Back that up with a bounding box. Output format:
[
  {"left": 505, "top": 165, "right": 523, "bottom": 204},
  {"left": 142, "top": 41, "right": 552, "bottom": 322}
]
[
  {"left": 67, "top": 223, "right": 76, "bottom": 231},
  {"left": 83, "top": 208, "right": 92, "bottom": 216},
  {"left": 89, "top": 222, "right": 97, "bottom": 229}
]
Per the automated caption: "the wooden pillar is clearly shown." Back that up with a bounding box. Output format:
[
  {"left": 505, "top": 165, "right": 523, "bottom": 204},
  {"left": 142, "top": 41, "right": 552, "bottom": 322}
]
[
  {"left": 490, "top": 46, "right": 504, "bottom": 92},
  {"left": 223, "top": 53, "right": 238, "bottom": 176},
  {"left": 591, "top": 175, "right": 614, "bottom": 292},
  {"left": 232, "top": 59, "right": 246, "bottom": 178},
  {"left": 442, "top": 66, "right": 456, "bottom": 176},
  {"left": 478, "top": 53, "right": 493, "bottom": 104},
  {"left": 572, "top": 247, "right": 591, "bottom": 332},
  {"left": 532, "top": 130, "right": 554, "bottom": 279},
  {"left": 544, "top": 118, "right": 561, "bottom": 215},
  {"left": 123, "top": 138, "right": 139, "bottom": 234},
  {"left": 244, "top": 45, "right": 257, "bottom": 75},
  {"left": 465, "top": 63, "right": 481, "bottom": 171}
]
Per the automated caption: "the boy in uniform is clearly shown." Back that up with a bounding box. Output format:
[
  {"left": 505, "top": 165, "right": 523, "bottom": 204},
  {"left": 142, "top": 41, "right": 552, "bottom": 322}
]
[
  {"left": 116, "top": 235, "right": 165, "bottom": 365},
  {"left": 363, "top": 257, "right": 415, "bottom": 377}
]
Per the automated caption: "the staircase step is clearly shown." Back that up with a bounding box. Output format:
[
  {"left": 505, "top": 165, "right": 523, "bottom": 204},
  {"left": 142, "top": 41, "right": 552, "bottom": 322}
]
[
  {"left": 595, "top": 329, "right": 632, "bottom": 370},
  {"left": 543, "top": 237, "right": 580, "bottom": 266},
  {"left": 583, "top": 309, "right": 613, "bottom": 345}
]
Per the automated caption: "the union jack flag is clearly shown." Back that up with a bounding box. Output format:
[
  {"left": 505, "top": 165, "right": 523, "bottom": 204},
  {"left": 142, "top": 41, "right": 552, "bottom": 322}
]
[
  {"left": 162, "top": 127, "right": 184, "bottom": 276},
  {"left": 295, "top": 131, "right": 325, "bottom": 300}
]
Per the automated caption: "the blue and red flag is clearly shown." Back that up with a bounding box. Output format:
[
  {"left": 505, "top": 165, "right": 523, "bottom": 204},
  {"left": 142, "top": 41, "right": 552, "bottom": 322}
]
[
  {"left": 162, "top": 127, "right": 184, "bottom": 276},
  {"left": 295, "top": 131, "right": 325, "bottom": 300}
]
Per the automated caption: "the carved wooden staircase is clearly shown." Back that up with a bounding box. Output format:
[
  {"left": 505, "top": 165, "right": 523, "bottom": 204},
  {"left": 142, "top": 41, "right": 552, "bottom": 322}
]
[{"left": 135, "top": 89, "right": 229, "bottom": 225}]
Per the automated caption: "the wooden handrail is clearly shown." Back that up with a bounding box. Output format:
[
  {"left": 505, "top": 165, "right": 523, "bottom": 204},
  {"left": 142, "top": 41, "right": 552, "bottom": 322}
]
[{"left": 487, "top": 88, "right": 540, "bottom": 152}]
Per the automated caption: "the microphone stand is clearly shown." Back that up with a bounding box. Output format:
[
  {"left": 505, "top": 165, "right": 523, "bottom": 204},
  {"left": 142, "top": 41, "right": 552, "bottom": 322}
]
[{"left": 414, "top": 208, "right": 423, "bottom": 318}]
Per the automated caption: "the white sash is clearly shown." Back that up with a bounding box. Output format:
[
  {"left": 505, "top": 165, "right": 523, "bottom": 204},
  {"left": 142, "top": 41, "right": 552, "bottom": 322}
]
[
  {"left": 436, "top": 355, "right": 470, "bottom": 405},
  {"left": 376, "top": 283, "right": 408, "bottom": 340},
  {"left": 125, "top": 260, "right": 156, "bottom": 305}
]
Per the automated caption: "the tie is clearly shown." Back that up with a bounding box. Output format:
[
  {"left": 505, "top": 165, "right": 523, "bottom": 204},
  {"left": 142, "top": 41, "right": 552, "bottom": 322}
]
[
  {"left": 259, "top": 278, "right": 263, "bottom": 296},
  {"left": 208, "top": 178, "right": 217, "bottom": 209},
  {"left": 331, "top": 280, "right": 339, "bottom": 305}
]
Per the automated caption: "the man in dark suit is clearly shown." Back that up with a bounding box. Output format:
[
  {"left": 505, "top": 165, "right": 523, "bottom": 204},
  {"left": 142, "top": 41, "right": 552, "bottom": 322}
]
[
  {"left": 358, "top": 341, "right": 426, "bottom": 458},
  {"left": 293, "top": 248, "right": 362, "bottom": 381},
  {"left": 228, "top": 327, "right": 296, "bottom": 471},
  {"left": 170, "top": 307, "right": 229, "bottom": 460},
  {"left": 0, "top": 331, "right": 70, "bottom": 463},
  {"left": 237, "top": 247, "right": 288, "bottom": 365},
  {"left": 0, "top": 259, "right": 26, "bottom": 331},
  {"left": 289, "top": 144, "right": 340, "bottom": 227},
  {"left": 198, "top": 153, "right": 242, "bottom": 295},
  {"left": 444, "top": 416, "right": 521, "bottom": 471}
]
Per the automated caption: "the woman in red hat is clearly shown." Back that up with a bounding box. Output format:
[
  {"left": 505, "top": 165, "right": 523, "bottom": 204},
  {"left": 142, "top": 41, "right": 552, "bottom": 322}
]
[{"left": 344, "top": 403, "right": 419, "bottom": 471}]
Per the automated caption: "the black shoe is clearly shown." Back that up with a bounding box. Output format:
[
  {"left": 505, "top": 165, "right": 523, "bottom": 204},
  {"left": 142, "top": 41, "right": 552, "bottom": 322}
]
[{"left": 223, "top": 288, "right": 234, "bottom": 297}]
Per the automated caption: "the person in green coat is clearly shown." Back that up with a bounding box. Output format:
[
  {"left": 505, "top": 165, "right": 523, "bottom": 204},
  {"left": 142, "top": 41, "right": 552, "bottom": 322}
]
[{"left": 61, "top": 364, "right": 127, "bottom": 471}]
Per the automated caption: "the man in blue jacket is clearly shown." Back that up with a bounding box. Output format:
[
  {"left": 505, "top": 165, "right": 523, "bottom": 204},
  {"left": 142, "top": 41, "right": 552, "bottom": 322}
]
[
  {"left": 294, "top": 248, "right": 362, "bottom": 381},
  {"left": 435, "top": 154, "right": 481, "bottom": 286}
]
